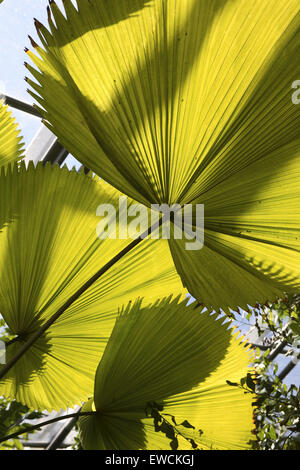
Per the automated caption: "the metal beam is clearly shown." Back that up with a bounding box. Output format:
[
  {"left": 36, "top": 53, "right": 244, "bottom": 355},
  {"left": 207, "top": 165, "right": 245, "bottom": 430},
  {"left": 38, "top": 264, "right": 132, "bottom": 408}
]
[
  {"left": 45, "top": 407, "right": 81, "bottom": 450},
  {"left": 1, "top": 94, "right": 42, "bottom": 118},
  {"left": 245, "top": 342, "right": 290, "bottom": 354},
  {"left": 1, "top": 94, "right": 69, "bottom": 165},
  {"left": 278, "top": 360, "right": 297, "bottom": 381},
  {"left": 24, "top": 125, "right": 69, "bottom": 165},
  {"left": 21, "top": 441, "right": 69, "bottom": 449}
]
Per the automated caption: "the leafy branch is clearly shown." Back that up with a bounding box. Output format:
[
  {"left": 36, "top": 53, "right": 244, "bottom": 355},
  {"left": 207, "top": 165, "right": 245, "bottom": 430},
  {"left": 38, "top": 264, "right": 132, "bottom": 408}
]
[
  {"left": 0, "top": 410, "right": 97, "bottom": 445},
  {"left": 227, "top": 294, "right": 300, "bottom": 450},
  {"left": 145, "top": 401, "right": 203, "bottom": 450},
  {"left": 0, "top": 397, "right": 44, "bottom": 450}
]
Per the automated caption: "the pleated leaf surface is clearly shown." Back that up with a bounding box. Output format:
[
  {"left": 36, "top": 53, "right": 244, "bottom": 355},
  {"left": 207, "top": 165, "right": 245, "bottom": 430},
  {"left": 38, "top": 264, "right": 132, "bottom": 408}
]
[
  {"left": 79, "top": 298, "right": 255, "bottom": 450},
  {"left": 0, "top": 163, "right": 185, "bottom": 410},
  {"left": 0, "top": 101, "right": 24, "bottom": 167},
  {"left": 25, "top": 0, "right": 300, "bottom": 311}
]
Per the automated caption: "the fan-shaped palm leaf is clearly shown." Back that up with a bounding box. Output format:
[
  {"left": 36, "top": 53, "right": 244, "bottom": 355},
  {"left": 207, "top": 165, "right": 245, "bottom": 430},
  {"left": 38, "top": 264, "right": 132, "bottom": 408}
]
[
  {"left": 79, "top": 297, "right": 255, "bottom": 450},
  {"left": 0, "top": 163, "right": 185, "bottom": 410},
  {"left": 0, "top": 100, "right": 23, "bottom": 167},
  {"left": 25, "top": 0, "right": 300, "bottom": 311}
]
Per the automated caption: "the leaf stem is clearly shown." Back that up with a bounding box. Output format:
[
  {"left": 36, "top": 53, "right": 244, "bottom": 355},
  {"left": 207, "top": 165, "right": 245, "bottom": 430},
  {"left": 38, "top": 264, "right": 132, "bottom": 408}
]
[
  {"left": 0, "top": 411, "right": 97, "bottom": 444},
  {"left": 0, "top": 216, "right": 165, "bottom": 380}
]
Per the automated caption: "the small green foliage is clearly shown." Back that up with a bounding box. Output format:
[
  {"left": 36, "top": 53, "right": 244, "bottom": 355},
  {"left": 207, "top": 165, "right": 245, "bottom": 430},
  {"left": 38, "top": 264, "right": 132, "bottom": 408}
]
[
  {"left": 229, "top": 294, "right": 300, "bottom": 450},
  {"left": 226, "top": 380, "right": 239, "bottom": 387},
  {"left": 146, "top": 401, "right": 200, "bottom": 450},
  {"left": 252, "top": 295, "right": 300, "bottom": 450},
  {"left": 0, "top": 397, "right": 44, "bottom": 450},
  {"left": 245, "top": 373, "right": 256, "bottom": 392},
  {"left": 0, "top": 316, "right": 15, "bottom": 343},
  {"left": 180, "top": 420, "right": 195, "bottom": 429},
  {"left": 71, "top": 422, "right": 83, "bottom": 450}
]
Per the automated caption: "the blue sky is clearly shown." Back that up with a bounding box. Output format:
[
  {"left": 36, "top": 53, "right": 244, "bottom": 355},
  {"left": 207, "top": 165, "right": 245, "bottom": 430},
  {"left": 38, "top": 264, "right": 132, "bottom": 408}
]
[{"left": 0, "top": 0, "right": 75, "bottom": 147}]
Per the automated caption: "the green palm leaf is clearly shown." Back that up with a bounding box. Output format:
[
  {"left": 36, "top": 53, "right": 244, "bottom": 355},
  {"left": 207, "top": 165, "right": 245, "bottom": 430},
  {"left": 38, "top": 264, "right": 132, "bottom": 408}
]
[
  {"left": 0, "top": 100, "right": 24, "bottom": 167},
  {"left": 25, "top": 0, "right": 300, "bottom": 311},
  {"left": 170, "top": 140, "right": 300, "bottom": 310},
  {"left": 79, "top": 298, "right": 255, "bottom": 450},
  {"left": 0, "top": 163, "right": 185, "bottom": 410}
]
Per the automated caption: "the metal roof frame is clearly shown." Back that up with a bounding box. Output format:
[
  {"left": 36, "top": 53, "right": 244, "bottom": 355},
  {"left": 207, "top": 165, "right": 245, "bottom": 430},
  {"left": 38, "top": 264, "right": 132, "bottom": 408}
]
[{"left": 1, "top": 93, "right": 69, "bottom": 165}]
